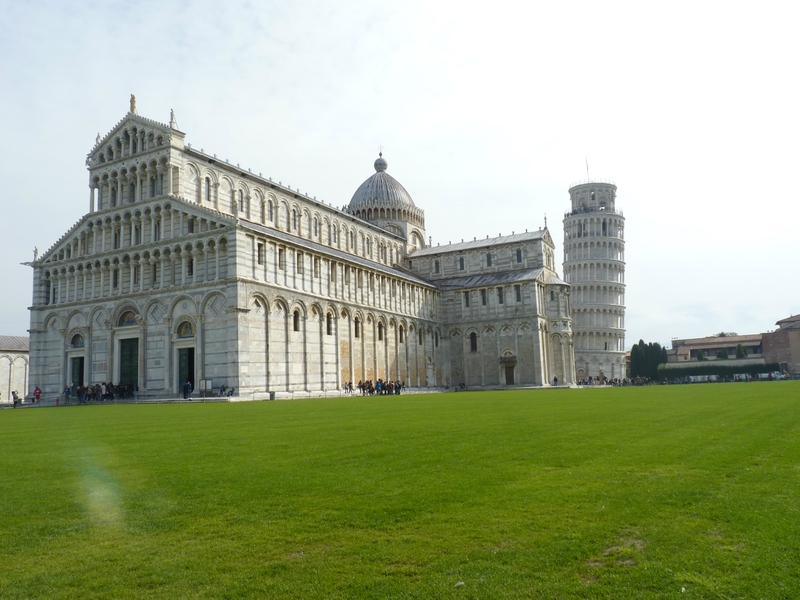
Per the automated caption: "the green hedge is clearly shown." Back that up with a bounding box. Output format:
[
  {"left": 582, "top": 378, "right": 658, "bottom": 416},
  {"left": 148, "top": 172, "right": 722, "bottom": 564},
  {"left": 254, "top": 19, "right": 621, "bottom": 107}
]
[{"left": 657, "top": 363, "right": 780, "bottom": 381}]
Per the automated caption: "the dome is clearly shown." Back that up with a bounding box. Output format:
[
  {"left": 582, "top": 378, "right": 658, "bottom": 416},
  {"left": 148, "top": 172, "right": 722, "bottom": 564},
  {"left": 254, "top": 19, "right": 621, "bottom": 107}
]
[{"left": 348, "top": 154, "right": 416, "bottom": 212}]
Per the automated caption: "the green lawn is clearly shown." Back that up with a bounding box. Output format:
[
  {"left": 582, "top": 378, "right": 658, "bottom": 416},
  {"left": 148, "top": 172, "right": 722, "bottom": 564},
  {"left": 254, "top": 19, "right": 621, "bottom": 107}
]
[{"left": 1, "top": 383, "right": 799, "bottom": 599}]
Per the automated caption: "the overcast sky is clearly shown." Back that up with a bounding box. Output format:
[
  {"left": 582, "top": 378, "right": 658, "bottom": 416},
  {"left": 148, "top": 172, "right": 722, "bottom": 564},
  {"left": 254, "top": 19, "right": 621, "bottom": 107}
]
[{"left": 1, "top": 0, "right": 798, "bottom": 348}]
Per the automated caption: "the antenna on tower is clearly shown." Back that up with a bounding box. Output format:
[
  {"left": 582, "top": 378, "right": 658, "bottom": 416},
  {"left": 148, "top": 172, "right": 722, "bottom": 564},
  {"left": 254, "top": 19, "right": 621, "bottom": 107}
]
[{"left": 585, "top": 156, "right": 589, "bottom": 180}]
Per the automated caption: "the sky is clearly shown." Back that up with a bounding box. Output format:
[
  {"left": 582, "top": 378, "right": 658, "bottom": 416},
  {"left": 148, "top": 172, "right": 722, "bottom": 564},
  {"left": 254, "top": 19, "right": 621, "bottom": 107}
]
[{"left": 1, "top": 0, "right": 798, "bottom": 348}]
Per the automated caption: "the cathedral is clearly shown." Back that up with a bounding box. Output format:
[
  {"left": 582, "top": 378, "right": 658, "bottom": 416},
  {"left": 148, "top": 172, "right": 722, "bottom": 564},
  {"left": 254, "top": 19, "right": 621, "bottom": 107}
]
[{"left": 27, "top": 101, "right": 576, "bottom": 399}]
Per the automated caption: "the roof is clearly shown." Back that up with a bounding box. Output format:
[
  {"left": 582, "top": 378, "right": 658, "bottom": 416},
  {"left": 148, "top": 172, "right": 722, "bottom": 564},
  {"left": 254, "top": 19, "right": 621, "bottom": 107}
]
[
  {"left": 547, "top": 273, "right": 568, "bottom": 286},
  {"left": 242, "top": 221, "right": 436, "bottom": 289},
  {"left": 434, "top": 267, "right": 547, "bottom": 290},
  {"left": 411, "top": 230, "right": 547, "bottom": 258},
  {"left": 348, "top": 155, "right": 416, "bottom": 211},
  {"left": 776, "top": 314, "right": 800, "bottom": 329},
  {"left": 0, "top": 336, "right": 29, "bottom": 352},
  {"left": 673, "top": 334, "right": 762, "bottom": 349}
]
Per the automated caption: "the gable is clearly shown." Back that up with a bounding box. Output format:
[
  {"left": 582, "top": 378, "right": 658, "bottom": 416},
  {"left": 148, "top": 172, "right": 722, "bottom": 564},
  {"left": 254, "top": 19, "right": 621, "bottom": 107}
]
[
  {"left": 36, "top": 196, "right": 236, "bottom": 265},
  {"left": 87, "top": 112, "right": 183, "bottom": 169}
]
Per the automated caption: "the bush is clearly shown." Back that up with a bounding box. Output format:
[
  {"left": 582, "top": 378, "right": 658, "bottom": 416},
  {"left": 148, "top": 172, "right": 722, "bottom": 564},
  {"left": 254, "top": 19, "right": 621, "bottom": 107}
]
[{"left": 657, "top": 362, "right": 780, "bottom": 381}]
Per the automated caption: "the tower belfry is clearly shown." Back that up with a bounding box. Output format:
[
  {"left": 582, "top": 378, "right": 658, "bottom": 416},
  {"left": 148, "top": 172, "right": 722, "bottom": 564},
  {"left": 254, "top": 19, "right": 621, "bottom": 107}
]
[{"left": 562, "top": 180, "right": 626, "bottom": 380}]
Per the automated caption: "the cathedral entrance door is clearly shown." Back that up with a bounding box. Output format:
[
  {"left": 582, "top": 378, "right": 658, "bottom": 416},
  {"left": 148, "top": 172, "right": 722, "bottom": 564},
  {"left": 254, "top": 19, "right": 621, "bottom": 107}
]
[
  {"left": 178, "top": 348, "right": 195, "bottom": 390},
  {"left": 70, "top": 357, "right": 85, "bottom": 387},
  {"left": 505, "top": 366, "right": 515, "bottom": 385},
  {"left": 119, "top": 338, "right": 139, "bottom": 385}
]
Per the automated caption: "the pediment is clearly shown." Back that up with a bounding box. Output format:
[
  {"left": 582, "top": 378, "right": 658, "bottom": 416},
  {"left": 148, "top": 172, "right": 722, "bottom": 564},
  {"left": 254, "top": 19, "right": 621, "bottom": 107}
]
[
  {"left": 37, "top": 214, "right": 93, "bottom": 265},
  {"left": 36, "top": 195, "right": 236, "bottom": 266},
  {"left": 87, "top": 111, "right": 184, "bottom": 168}
]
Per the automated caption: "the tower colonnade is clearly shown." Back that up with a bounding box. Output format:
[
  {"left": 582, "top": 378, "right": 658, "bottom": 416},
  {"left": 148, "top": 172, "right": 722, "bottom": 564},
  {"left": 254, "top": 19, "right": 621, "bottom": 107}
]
[{"left": 563, "top": 181, "right": 626, "bottom": 380}]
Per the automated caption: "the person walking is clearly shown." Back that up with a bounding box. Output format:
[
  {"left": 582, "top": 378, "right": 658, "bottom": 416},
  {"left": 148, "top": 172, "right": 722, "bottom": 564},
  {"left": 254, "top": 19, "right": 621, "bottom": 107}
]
[{"left": 34, "top": 386, "right": 41, "bottom": 404}]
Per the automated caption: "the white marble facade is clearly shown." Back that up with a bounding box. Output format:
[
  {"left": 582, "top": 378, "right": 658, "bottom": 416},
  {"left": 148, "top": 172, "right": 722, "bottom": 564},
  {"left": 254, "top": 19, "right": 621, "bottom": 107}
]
[
  {"left": 562, "top": 181, "right": 626, "bottom": 380},
  {"left": 1, "top": 336, "right": 29, "bottom": 403},
  {"left": 27, "top": 104, "right": 575, "bottom": 399}
]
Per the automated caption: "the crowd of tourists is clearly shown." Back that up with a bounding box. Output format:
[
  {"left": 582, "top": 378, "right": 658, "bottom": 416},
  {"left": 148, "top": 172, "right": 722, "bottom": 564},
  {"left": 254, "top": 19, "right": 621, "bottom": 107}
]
[
  {"left": 343, "top": 380, "right": 405, "bottom": 395},
  {"left": 62, "top": 382, "right": 139, "bottom": 403},
  {"left": 577, "top": 376, "right": 651, "bottom": 386}
]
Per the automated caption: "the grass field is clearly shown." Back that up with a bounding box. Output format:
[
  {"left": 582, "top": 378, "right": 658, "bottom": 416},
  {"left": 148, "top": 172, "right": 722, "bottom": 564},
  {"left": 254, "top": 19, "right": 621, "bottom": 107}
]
[{"left": 1, "top": 383, "right": 799, "bottom": 599}]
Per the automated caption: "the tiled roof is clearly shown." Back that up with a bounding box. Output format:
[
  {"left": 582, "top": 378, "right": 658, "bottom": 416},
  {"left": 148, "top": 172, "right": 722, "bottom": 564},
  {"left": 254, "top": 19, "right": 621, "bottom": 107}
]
[
  {"left": 674, "top": 334, "right": 762, "bottom": 348},
  {"left": 243, "top": 221, "right": 436, "bottom": 288},
  {"left": 0, "top": 336, "right": 29, "bottom": 352},
  {"left": 410, "top": 231, "right": 546, "bottom": 257},
  {"left": 547, "top": 273, "right": 568, "bottom": 286},
  {"left": 434, "top": 267, "right": 546, "bottom": 290},
  {"left": 776, "top": 314, "right": 800, "bottom": 329}
]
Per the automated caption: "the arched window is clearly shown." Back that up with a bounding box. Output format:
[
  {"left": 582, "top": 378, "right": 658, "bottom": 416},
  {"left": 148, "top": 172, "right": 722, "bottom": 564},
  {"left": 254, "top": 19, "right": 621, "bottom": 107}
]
[
  {"left": 550, "top": 290, "right": 555, "bottom": 301},
  {"left": 435, "top": 332, "right": 439, "bottom": 347},
  {"left": 292, "top": 210, "right": 297, "bottom": 230},
  {"left": 486, "top": 253, "right": 492, "bottom": 267},
  {"left": 459, "top": 256, "right": 465, "bottom": 270},
  {"left": 419, "top": 329, "right": 424, "bottom": 344},
  {"left": 110, "top": 187, "right": 117, "bottom": 207},
  {"left": 71, "top": 334, "right": 85, "bottom": 347},
  {"left": 293, "top": 310, "right": 300, "bottom": 332},
  {"left": 354, "top": 317, "right": 361, "bottom": 338},
  {"left": 326, "top": 313, "right": 333, "bottom": 336},
  {"left": 470, "top": 332, "right": 478, "bottom": 352},
  {"left": 205, "top": 178, "right": 211, "bottom": 203},
  {"left": 313, "top": 218, "right": 319, "bottom": 237},
  {"left": 399, "top": 326, "right": 405, "bottom": 343},
  {"left": 378, "top": 322, "right": 384, "bottom": 341},
  {"left": 267, "top": 200, "right": 274, "bottom": 222},
  {"left": 238, "top": 190, "right": 244, "bottom": 213}
]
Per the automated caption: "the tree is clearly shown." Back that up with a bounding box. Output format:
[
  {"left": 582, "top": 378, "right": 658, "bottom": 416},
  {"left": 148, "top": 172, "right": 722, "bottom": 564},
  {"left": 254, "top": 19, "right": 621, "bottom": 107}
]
[
  {"left": 735, "top": 344, "right": 747, "bottom": 359},
  {"left": 630, "top": 341, "right": 644, "bottom": 378},
  {"left": 717, "top": 348, "right": 729, "bottom": 360},
  {"left": 630, "top": 340, "right": 667, "bottom": 379},
  {"left": 696, "top": 349, "right": 705, "bottom": 361}
]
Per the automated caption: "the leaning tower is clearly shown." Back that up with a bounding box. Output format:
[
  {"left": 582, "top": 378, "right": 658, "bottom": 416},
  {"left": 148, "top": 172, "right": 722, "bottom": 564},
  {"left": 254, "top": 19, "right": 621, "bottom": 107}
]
[{"left": 562, "top": 181, "right": 626, "bottom": 381}]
